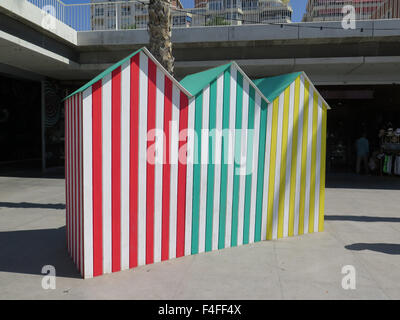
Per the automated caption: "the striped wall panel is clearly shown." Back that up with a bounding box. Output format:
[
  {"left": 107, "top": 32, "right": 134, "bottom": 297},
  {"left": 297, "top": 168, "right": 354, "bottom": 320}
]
[
  {"left": 65, "top": 50, "right": 327, "bottom": 278},
  {"left": 65, "top": 92, "right": 84, "bottom": 276}
]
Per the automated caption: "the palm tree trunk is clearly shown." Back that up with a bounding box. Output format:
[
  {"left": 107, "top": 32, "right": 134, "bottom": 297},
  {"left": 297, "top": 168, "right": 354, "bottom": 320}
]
[{"left": 148, "top": 0, "right": 175, "bottom": 75}]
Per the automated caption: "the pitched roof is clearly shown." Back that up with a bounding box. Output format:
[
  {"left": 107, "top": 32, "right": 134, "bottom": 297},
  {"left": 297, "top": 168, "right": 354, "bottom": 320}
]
[
  {"left": 252, "top": 72, "right": 302, "bottom": 102},
  {"left": 253, "top": 71, "right": 331, "bottom": 109},
  {"left": 180, "top": 61, "right": 270, "bottom": 103},
  {"left": 64, "top": 47, "right": 192, "bottom": 101},
  {"left": 180, "top": 63, "right": 232, "bottom": 97}
]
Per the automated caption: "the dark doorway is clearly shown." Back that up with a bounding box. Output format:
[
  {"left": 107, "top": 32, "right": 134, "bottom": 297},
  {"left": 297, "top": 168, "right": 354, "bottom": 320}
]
[
  {"left": 0, "top": 75, "right": 42, "bottom": 172},
  {"left": 318, "top": 84, "right": 400, "bottom": 177}
]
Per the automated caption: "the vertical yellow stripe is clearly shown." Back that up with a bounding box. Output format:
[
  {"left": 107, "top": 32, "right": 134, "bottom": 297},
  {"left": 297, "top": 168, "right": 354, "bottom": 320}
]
[
  {"left": 288, "top": 77, "right": 300, "bottom": 237},
  {"left": 308, "top": 91, "right": 319, "bottom": 233},
  {"left": 298, "top": 80, "right": 309, "bottom": 235},
  {"left": 319, "top": 105, "right": 327, "bottom": 232},
  {"left": 277, "top": 87, "right": 290, "bottom": 238},
  {"left": 266, "top": 99, "right": 279, "bottom": 240}
]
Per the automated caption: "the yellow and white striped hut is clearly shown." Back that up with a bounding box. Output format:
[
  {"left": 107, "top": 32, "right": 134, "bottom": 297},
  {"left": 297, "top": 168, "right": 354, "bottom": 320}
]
[{"left": 252, "top": 72, "right": 330, "bottom": 239}]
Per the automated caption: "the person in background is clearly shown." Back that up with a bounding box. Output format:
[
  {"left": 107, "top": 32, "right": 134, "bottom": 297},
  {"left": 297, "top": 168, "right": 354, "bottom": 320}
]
[{"left": 356, "top": 132, "right": 370, "bottom": 174}]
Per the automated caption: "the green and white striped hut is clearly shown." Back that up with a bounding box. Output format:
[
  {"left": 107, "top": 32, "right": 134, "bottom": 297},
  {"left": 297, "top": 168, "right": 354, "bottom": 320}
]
[{"left": 180, "top": 65, "right": 329, "bottom": 253}]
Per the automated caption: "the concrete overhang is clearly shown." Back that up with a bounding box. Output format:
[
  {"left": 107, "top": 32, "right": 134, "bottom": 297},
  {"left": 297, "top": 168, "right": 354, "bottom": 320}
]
[{"left": 1, "top": 0, "right": 400, "bottom": 85}]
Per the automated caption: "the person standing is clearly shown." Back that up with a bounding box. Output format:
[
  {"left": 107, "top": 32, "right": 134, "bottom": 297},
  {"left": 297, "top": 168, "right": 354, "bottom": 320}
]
[{"left": 356, "top": 132, "right": 370, "bottom": 174}]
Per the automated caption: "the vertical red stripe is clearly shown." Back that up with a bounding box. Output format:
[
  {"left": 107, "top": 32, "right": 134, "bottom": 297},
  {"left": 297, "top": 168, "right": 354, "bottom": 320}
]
[
  {"left": 79, "top": 93, "right": 83, "bottom": 275},
  {"left": 76, "top": 94, "right": 81, "bottom": 271},
  {"left": 80, "top": 93, "right": 84, "bottom": 276},
  {"left": 69, "top": 98, "right": 72, "bottom": 257},
  {"left": 161, "top": 77, "right": 172, "bottom": 261},
  {"left": 68, "top": 98, "right": 72, "bottom": 257},
  {"left": 73, "top": 94, "right": 77, "bottom": 265},
  {"left": 65, "top": 99, "right": 69, "bottom": 255},
  {"left": 129, "top": 54, "right": 140, "bottom": 269},
  {"left": 92, "top": 81, "right": 103, "bottom": 277},
  {"left": 70, "top": 97, "right": 74, "bottom": 261},
  {"left": 112, "top": 68, "right": 122, "bottom": 272},
  {"left": 176, "top": 93, "right": 188, "bottom": 258},
  {"left": 146, "top": 60, "right": 157, "bottom": 265}
]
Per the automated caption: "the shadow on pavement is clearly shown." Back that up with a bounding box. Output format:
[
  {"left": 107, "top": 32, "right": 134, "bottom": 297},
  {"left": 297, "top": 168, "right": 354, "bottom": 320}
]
[
  {"left": 325, "top": 215, "right": 400, "bottom": 223},
  {"left": 0, "top": 226, "right": 81, "bottom": 278},
  {"left": 0, "top": 165, "right": 64, "bottom": 179},
  {"left": 0, "top": 202, "right": 65, "bottom": 210},
  {"left": 326, "top": 173, "right": 400, "bottom": 190},
  {"left": 345, "top": 243, "right": 400, "bottom": 255}
]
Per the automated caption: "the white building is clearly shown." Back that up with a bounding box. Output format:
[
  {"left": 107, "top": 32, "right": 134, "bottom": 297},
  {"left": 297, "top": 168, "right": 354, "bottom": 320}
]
[
  {"left": 190, "top": 0, "right": 292, "bottom": 26},
  {"left": 302, "top": 0, "right": 400, "bottom": 22},
  {"left": 90, "top": 0, "right": 191, "bottom": 30}
]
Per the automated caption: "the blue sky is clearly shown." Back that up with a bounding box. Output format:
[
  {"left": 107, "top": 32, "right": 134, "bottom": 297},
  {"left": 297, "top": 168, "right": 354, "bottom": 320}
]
[{"left": 63, "top": 0, "right": 308, "bottom": 22}]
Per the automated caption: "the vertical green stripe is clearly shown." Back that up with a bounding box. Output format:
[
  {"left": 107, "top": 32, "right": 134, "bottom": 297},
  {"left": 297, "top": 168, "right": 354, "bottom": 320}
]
[
  {"left": 218, "top": 69, "right": 231, "bottom": 249},
  {"left": 205, "top": 80, "right": 217, "bottom": 252},
  {"left": 191, "top": 93, "right": 203, "bottom": 254},
  {"left": 254, "top": 99, "right": 268, "bottom": 242},
  {"left": 243, "top": 86, "right": 255, "bottom": 244},
  {"left": 230, "top": 71, "right": 243, "bottom": 247}
]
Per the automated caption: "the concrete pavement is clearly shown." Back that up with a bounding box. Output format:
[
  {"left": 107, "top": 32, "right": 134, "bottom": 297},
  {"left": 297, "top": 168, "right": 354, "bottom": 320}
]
[{"left": 0, "top": 173, "right": 399, "bottom": 299}]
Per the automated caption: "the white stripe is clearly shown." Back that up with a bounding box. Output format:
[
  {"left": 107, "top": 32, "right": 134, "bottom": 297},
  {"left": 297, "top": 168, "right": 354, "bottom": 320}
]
[
  {"left": 237, "top": 79, "right": 249, "bottom": 246},
  {"left": 82, "top": 88, "right": 93, "bottom": 278},
  {"left": 283, "top": 82, "right": 295, "bottom": 237},
  {"left": 272, "top": 92, "right": 285, "bottom": 240},
  {"left": 198, "top": 85, "right": 210, "bottom": 254},
  {"left": 314, "top": 98, "right": 323, "bottom": 232},
  {"left": 154, "top": 67, "right": 165, "bottom": 263},
  {"left": 102, "top": 73, "right": 112, "bottom": 273},
  {"left": 248, "top": 93, "right": 261, "bottom": 244},
  {"left": 137, "top": 52, "right": 148, "bottom": 266},
  {"left": 225, "top": 66, "right": 237, "bottom": 248},
  {"left": 79, "top": 93, "right": 84, "bottom": 274},
  {"left": 212, "top": 74, "right": 224, "bottom": 251},
  {"left": 169, "top": 84, "right": 180, "bottom": 259},
  {"left": 120, "top": 61, "right": 130, "bottom": 270},
  {"left": 261, "top": 102, "right": 274, "bottom": 240},
  {"left": 294, "top": 76, "right": 305, "bottom": 236},
  {"left": 185, "top": 98, "right": 196, "bottom": 256},
  {"left": 304, "top": 85, "right": 314, "bottom": 235}
]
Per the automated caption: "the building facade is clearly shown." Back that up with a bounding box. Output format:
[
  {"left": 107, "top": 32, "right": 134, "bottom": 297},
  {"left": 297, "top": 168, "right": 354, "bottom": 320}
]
[
  {"left": 303, "top": 0, "right": 400, "bottom": 22},
  {"left": 90, "top": 0, "right": 191, "bottom": 30},
  {"left": 191, "top": 0, "right": 293, "bottom": 26}
]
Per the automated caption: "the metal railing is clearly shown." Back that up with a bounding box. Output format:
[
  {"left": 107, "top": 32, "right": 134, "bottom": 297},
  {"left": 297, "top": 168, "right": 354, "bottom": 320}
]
[
  {"left": 303, "top": 0, "right": 400, "bottom": 22},
  {"left": 27, "top": 0, "right": 293, "bottom": 31},
  {"left": 26, "top": 0, "right": 400, "bottom": 31}
]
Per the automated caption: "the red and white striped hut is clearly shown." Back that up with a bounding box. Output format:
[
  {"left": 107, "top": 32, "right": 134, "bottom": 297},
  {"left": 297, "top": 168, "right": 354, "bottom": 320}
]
[{"left": 64, "top": 47, "right": 194, "bottom": 278}]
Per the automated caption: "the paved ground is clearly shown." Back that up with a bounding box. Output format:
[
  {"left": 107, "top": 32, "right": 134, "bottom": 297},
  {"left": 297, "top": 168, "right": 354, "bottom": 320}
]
[{"left": 0, "top": 171, "right": 399, "bottom": 299}]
